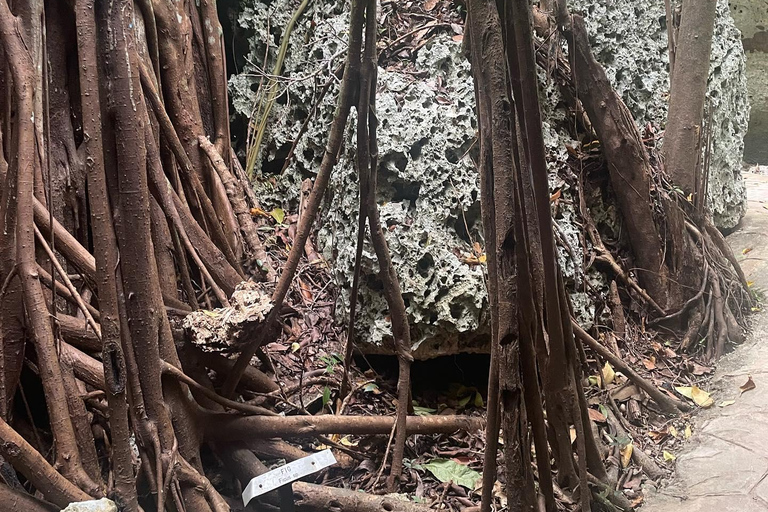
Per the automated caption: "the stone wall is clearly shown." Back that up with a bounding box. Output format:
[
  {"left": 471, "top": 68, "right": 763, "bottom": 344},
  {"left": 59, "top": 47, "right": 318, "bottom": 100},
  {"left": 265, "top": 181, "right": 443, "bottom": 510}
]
[{"left": 729, "top": 0, "right": 768, "bottom": 164}]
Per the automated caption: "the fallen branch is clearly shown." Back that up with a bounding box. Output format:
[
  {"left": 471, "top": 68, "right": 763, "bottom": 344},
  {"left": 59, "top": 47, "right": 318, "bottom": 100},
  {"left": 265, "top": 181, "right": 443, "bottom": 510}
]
[{"left": 203, "top": 413, "right": 483, "bottom": 440}]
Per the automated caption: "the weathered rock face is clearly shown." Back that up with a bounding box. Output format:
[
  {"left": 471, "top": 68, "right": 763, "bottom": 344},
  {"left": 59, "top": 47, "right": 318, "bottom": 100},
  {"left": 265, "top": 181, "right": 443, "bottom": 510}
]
[
  {"left": 231, "top": 2, "right": 488, "bottom": 358},
  {"left": 571, "top": 0, "right": 749, "bottom": 229},
  {"left": 230, "top": 0, "right": 749, "bottom": 358},
  {"left": 729, "top": 0, "right": 768, "bottom": 165}
]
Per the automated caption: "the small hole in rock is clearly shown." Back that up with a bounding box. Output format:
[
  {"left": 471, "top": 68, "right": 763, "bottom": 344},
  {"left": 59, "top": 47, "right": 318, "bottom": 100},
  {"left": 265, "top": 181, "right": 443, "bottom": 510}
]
[{"left": 417, "top": 253, "right": 435, "bottom": 278}]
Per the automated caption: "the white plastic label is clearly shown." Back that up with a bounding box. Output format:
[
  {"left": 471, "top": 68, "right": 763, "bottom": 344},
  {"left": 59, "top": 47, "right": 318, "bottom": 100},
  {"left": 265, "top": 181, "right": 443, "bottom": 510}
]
[{"left": 242, "top": 449, "right": 337, "bottom": 506}]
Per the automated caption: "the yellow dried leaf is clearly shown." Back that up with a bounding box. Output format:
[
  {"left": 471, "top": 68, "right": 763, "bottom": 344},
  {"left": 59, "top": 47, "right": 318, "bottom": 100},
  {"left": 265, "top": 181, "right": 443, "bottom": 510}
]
[
  {"left": 684, "top": 425, "right": 692, "bottom": 439},
  {"left": 602, "top": 362, "right": 616, "bottom": 386},
  {"left": 663, "top": 451, "right": 676, "bottom": 462},
  {"left": 620, "top": 443, "right": 633, "bottom": 468},
  {"left": 743, "top": 247, "right": 754, "bottom": 255},
  {"left": 668, "top": 426, "right": 678, "bottom": 438},
  {"left": 691, "top": 386, "right": 714, "bottom": 408},
  {"left": 718, "top": 400, "right": 736, "bottom": 408},
  {"left": 478, "top": 254, "right": 487, "bottom": 264},
  {"left": 676, "top": 386, "right": 714, "bottom": 408}
]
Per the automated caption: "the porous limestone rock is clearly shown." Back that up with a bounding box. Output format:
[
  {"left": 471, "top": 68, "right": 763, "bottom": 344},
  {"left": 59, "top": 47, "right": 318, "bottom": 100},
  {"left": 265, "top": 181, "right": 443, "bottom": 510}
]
[
  {"left": 184, "top": 281, "right": 273, "bottom": 353},
  {"left": 230, "top": 0, "right": 749, "bottom": 357},
  {"left": 231, "top": 2, "right": 487, "bottom": 358},
  {"left": 63, "top": 499, "right": 117, "bottom": 512}
]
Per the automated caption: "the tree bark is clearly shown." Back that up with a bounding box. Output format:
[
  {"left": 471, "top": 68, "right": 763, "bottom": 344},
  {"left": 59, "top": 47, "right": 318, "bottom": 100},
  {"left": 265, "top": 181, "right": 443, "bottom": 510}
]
[
  {"left": 555, "top": 6, "right": 680, "bottom": 310},
  {"left": 663, "top": 0, "right": 718, "bottom": 197},
  {"left": 203, "top": 413, "right": 483, "bottom": 440}
]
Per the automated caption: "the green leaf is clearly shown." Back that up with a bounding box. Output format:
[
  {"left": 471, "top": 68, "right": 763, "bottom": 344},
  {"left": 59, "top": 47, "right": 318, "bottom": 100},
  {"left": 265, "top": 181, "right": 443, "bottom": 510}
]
[
  {"left": 322, "top": 386, "right": 331, "bottom": 407},
  {"left": 413, "top": 406, "right": 436, "bottom": 416},
  {"left": 423, "top": 459, "right": 481, "bottom": 489},
  {"left": 457, "top": 395, "right": 472, "bottom": 408},
  {"left": 270, "top": 207, "right": 285, "bottom": 224}
]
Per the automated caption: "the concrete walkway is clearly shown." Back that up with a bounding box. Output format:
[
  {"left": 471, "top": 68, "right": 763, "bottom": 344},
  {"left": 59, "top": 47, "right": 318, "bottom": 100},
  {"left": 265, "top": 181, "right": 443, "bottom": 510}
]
[{"left": 645, "top": 172, "right": 768, "bottom": 511}]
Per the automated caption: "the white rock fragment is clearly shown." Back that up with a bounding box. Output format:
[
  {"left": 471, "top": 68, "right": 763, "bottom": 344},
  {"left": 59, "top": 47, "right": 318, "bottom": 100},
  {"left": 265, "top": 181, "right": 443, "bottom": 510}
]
[{"left": 63, "top": 498, "right": 117, "bottom": 512}]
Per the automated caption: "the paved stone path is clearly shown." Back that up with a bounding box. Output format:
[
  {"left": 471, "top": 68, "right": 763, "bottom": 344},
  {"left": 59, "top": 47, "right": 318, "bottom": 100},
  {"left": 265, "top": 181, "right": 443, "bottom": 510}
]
[{"left": 645, "top": 172, "right": 768, "bottom": 511}]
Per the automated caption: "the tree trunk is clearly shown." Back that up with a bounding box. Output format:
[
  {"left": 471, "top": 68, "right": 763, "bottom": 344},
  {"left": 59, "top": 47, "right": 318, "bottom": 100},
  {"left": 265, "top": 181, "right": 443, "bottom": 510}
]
[{"left": 663, "top": 0, "right": 718, "bottom": 198}]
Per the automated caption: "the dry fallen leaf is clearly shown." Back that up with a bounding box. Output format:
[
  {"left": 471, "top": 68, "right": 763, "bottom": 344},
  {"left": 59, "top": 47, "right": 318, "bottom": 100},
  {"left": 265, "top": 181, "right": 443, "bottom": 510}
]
[
  {"left": 620, "top": 443, "right": 633, "bottom": 468},
  {"left": 612, "top": 384, "right": 641, "bottom": 401},
  {"left": 718, "top": 400, "right": 736, "bottom": 408},
  {"left": 588, "top": 408, "right": 607, "bottom": 423},
  {"left": 691, "top": 387, "right": 714, "bottom": 408},
  {"left": 668, "top": 425, "right": 678, "bottom": 438},
  {"left": 643, "top": 357, "right": 657, "bottom": 370},
  {"left": 743, "top": 247, "right": 754, "bottom": 255},
  {"left": 684, "top": 425, "right": 692, "bottom": 439},
  {"left": 740, "top": 376, "right": 756, "bottom": 394},
  {"left": 424, "top": 0, "right": 439, "bottom": 10},
  {"left": 648, "top": 430, "right": 669, "bottom": 444},
  {"left": 602, "top": 362, "right": 616, "bottom": 386},
  {"left": 250, "top": 207, "right": 270, "bottom": 218},
  {"left": 676, "top": 386, "right": 714, "bottom": 408},
  {"left": 663, "top": 451, "right": 676, "bottom": 462},
  {"left": 690, "top": 362, "right": 712, "bottom": 376}
]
